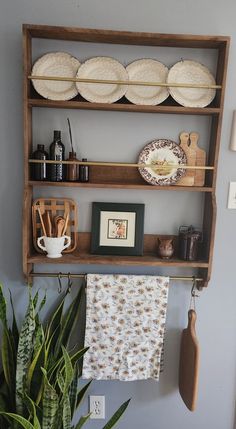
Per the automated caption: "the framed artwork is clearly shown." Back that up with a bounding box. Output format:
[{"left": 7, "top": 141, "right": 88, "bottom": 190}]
[{"left": 91, "top": 202, "right": 145, "bottom": 256}]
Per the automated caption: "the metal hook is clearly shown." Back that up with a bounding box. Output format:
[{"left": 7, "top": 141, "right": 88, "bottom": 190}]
[
  {"left": 58, "top": 272, "right": 63, "bottom": 294},
  {"left": 67, "top": 272, "right": 73, "bottom": 293},
  {"left": 190, "top": 276, "right": 199, "bottom": 310}
]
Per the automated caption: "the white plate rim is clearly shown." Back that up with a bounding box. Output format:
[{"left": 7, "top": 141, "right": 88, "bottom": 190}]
[
  {"left": 31, "top": 51, "right": 80, "bottom": 100},
  {"left": 167, "top": 59, "right": 216, "bottom": 107},
  {"left": 125, "top": 58, "right": 169, "bottom": 105},
  {"left": 76, "top": 56, "right": 128, "bottom": 103}
]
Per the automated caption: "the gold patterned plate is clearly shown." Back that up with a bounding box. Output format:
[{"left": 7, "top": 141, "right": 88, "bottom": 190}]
[{"left": 138, "top": 139, "right": 187, "bottom": 185}]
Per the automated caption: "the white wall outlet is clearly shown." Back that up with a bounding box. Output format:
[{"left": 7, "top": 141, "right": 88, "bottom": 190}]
[
  {"left": 89, "top": 395, "right": 105, "bottom": 419},
  {"left": 227, "top": 182, "right": 236, "bottom": 209}
]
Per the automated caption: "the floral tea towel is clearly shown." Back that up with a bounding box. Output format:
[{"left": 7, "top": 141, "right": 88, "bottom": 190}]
[{"left": 82, "top": 274, "right": 169, "bottom": 381}]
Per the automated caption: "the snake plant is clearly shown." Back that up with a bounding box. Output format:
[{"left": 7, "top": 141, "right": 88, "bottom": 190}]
[{"left": 0, "top": 284, "right": 130, "bottom": 429}]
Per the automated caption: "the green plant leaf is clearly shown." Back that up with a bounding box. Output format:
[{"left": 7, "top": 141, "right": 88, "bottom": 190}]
[
  {"left": 54, "top": 287, "right": 83, "bottom": 359},
  {"left": 41, "top": 368, "right": 59, "bottom": 429},
  {"left": 62, "top": 393, "right": 71, "bottom": 429},
  {"left": 45, "top": 291, "right": 68, "bottom": 347},
  {"left": 9, "top": 289, "right": 19, "bottom": 354},
  {"left": 73, "top": 413, "right": 91, "bottom": 429},
  {"left": 76, "top": 380, "right": 92, "bottom": 409},
  {"left": 0, "top": 284, "right": 7, "bottom": 326},
  {"left": 2, "top": 327, "right": 16, "bottom": 406},
  {"left": 101, "top": 399, "right": 131, "bottom": 429},
  {"left": 27, "top": 341, "right": 46, "bottom": 404},
  {"left": 0, "top": 413, "right": 35, "bottom": 429},
  {"left": 69, "top": 362, "right": 79, "bottom": 416},
  {"left": 16, "top": 293, "right": 36, "bottom": 415},
  {"left": 61, "top": 346, "right": 74, "bottom": 393},
  {"left": 24, "top": 394, "right": 41, "bottom": 429}
]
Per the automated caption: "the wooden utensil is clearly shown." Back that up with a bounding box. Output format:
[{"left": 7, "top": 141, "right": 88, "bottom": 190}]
[
  {"left": 189, "top": 132, "right": 206, "bottom": 186},
  {"left": 37, "top": 207, "right": 47, "bottom": 236},
  {"left": 62, "top": 213, "right": 69, "bottom": 236},
  {"left": 176, "top": 132, "right": 196, "bottom": 186},
  {"left": 56, "top": 218, "right": 65, "bottom": 237},
  {"left": 179, "top": 309, "right": 200, "bottom": 411},
  {"left": 42, "top": 211, "right": 52, "bottom": 237}
]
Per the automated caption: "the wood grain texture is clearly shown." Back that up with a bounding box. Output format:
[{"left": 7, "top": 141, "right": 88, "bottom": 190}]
[{"left": 179, "top": 309, "right": 200, "bottom": 411}]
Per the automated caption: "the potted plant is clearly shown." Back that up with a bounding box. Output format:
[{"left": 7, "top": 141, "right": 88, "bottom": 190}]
[{"left": 0, "top": 284, "right": 130, "bottom": 429}]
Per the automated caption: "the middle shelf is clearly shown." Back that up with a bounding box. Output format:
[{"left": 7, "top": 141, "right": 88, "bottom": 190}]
[{"left": 28, "top": 232, "right": 209, "bottom": 268}]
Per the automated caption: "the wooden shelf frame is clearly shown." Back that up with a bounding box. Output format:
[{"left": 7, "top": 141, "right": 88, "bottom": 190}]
[{"left": 22, "top": 24, "right": 230, "bottom": 286}]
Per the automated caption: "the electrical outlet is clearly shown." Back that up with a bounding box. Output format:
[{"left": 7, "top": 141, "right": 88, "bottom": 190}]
[
  {"left": 89, "top": 395, "right": 105, "bottom": 419},
  {"left": 227, "top": 182, "right": 236, "bottom": 209}
]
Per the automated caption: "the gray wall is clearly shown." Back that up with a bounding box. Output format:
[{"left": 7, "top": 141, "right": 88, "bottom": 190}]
[{"left": 1, "top": 1, "right": 236, "bottom": 428}]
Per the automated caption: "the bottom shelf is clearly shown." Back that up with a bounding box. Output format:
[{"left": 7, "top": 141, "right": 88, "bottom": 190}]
[{"left": 28, "top": 232, "right": 209, "bottom": 268}]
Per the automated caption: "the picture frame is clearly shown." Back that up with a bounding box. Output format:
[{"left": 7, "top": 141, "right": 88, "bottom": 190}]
[{"left": 91, "top": 202, "right": 145, "bottom": 256}]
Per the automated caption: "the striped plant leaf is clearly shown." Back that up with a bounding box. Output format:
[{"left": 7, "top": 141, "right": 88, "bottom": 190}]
[
  {"left": 0, "top": 284, "right": 7, "bottom": 326},
  {"left": 45, "top": 291, "right": 68, "bottom": 346},
  {"left": 2, "top": 327, "right": 16, "bottom": 404},
  {"left": 48, "top": 346, "right": 88, "bottom": 384},
  {"left": 0, "top": 413, "right": 35, "bottom": 429},
  {"left": 56, "top": 371, "right": 65, "bottom": 393},
  {"left": 33, "top": 291, "right": 39, "bottom": 309},
  {"left": 16, "top": 293, "right": 36, "bottom": 415},
  {"left": 41, "top": 368, "right": 59, "bottom": 429},
  {"left": 32, "top": 322, "right": 44, "bottom": 360},
  {"left": 76, "top": 380, "right": 92, "bottom": 410},
  {"left": 37, "top": 292, "right": 47, "bottom": 314},
  {"left": 27, "top": 341, "right": 46, "bottom": 404},
  {"left": 54, "top": 287, "right": 83, "bottom": 359},
  {"left": 73, "top": 413, "right": 91, "bottom": 429},
  {"left": 101, "top": 399, "right": 131, "bottom": 429},
  {"left": 9, "top": 290, "right": 19, "bottom": 354},
  {"left": 24, "top": 394, "right": 41, "bottom": 429},
  {"left": 69, "top": 362, "right": 79, "bottom": 417},
  {"left": 62, "top": 393, "right": 71, "bottom": 429},
  {"left": 61, "top": 346, "right": 74, "bottom": 393}
]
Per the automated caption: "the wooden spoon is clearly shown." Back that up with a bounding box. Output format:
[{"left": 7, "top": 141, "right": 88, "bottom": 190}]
[{"left": 56, "top": 218, "right": 65, "bottom": 237}]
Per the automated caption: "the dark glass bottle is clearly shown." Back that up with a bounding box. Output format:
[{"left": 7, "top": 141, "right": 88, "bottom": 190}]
[
  {"left": 49, "top": 130, "right": 65, "bottom": 181},
  {"left": 31, "top": 144, "right": 48, "bottom": 180},
  {"left": 66, "top": 151, "right": 79, "bottom": 181},
  {"left": 79, "top": 158, "right": 89, "bottom": 182}
]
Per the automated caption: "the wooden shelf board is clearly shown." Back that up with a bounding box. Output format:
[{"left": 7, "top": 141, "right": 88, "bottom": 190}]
[
  {"left": 28, "top": 98, "right": 221, "bottom": 116},
  {"left": 28, "top": 251, "right": 209, "bottom": 268},
  {"left": 29, "top": 180, "right": 213, "bottom": 192}
]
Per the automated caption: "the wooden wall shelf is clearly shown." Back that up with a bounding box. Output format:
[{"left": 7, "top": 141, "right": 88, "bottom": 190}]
[{"left": 22, "top": 24, "right": 230, "bottom": 286}]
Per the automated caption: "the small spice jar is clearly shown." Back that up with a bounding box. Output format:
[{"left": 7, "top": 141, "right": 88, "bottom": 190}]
[
  {"left": 66, "top": 151, "right": 79, "bottom": 181},
  {"left": 79, "top": 158, "right": 89, "bottom": 182},
  {"left": 178, "top": 225, "right": 202, "bottom": 261}
]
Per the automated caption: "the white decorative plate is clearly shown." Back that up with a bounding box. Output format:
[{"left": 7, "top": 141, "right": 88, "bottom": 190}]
[
  {"left": 138, "top": 139, "right": 187, "bottom": 186},
  {"left": 31, "top": 52, "right": 80, "bottom": 100},
  {"left": 76, "top": 57, "right": 128, "bottom": 103},
  {"left": 167, "top": 60, "right": 216, "bottom": 107},
  {"left": 125, "top": 59, "right": 169, "bottom": 105}
]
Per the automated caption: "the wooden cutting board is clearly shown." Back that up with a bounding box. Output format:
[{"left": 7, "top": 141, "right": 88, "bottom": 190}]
[
  {"left": 189, "top": 132, "right": 206, "bottom": 187},
  {"left": 179, "top": 309, "right": 200, "bottom": 411},
  {"left": 176, "top": 132, "right": 196, "bottom": 186}
]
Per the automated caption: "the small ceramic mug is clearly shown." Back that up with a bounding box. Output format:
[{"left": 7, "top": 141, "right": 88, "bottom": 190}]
[{"left": 37, "top": 236, "right": 71, "bottom": 258}]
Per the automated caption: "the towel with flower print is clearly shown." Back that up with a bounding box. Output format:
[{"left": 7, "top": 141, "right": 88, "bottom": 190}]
[{"left": 82, "top": 274, "right": 169, "bottom": 381}]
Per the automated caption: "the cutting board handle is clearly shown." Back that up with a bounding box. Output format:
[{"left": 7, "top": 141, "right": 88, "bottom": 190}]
[
  {"left": 189, "top": 132, "right": 200, "bottom": 148},
  {"left": 188, "top": 309, "right": 197, "bottom": 334}
]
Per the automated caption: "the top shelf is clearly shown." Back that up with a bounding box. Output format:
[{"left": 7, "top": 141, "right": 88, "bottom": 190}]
[{"left": 23, "top": 24, "right": 230, "bottom": 48}]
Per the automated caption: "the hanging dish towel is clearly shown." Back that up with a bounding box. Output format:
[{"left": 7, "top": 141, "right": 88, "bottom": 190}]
[{"left": 82, "top": 274, "right": 169, "bottom": 381}]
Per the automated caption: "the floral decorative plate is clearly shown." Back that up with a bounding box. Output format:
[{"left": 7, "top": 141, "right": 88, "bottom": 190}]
[
  {"left": 76, "top": 57, "right": 128, "bottom": 103},
  {"left": 31, "top": 52, "right": 80, "bottom": 100},
  {"left": 138, "top": 139, "right": 187, "bottom": 185},
  {"left": 167, "top": 60, "right": 216, "bottom": 107},
  {"left": 125, "top": 59, "right": 169, "bottom": 105}
]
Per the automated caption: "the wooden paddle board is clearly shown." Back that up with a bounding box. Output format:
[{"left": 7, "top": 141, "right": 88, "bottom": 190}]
[
  {"left": 189, "top": 132, "right": 206, "bottom": 187},
  {"left": 179, "top": 309, "right": 200, "bottom": 411},
  {"left": 176, "top": 132, "right": 196, "bottom": 186}
]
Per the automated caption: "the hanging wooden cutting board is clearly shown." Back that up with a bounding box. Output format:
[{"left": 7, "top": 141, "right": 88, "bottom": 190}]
[
  {"left": 189, "top": 132, "right": 206, "bottom": 187},
  {"left": 179, "top": 309, "right": 200, "bottom": 411},
  {"left": 176, "top": 132, "right": 196, "bottom": 186}
]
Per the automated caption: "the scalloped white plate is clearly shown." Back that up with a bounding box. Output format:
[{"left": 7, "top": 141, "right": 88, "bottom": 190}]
[
  {"left": 125, "top": 59, "right": 169, "bottom": 105},
  {"left": 31, "top": 52, "right": 80, "bottom": 100},
  {"left": 167, "top": 60, "right": 216, "bottom": 107},
  {"left": 76, "top": 57, "right": 128, "bottom": 103}
]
